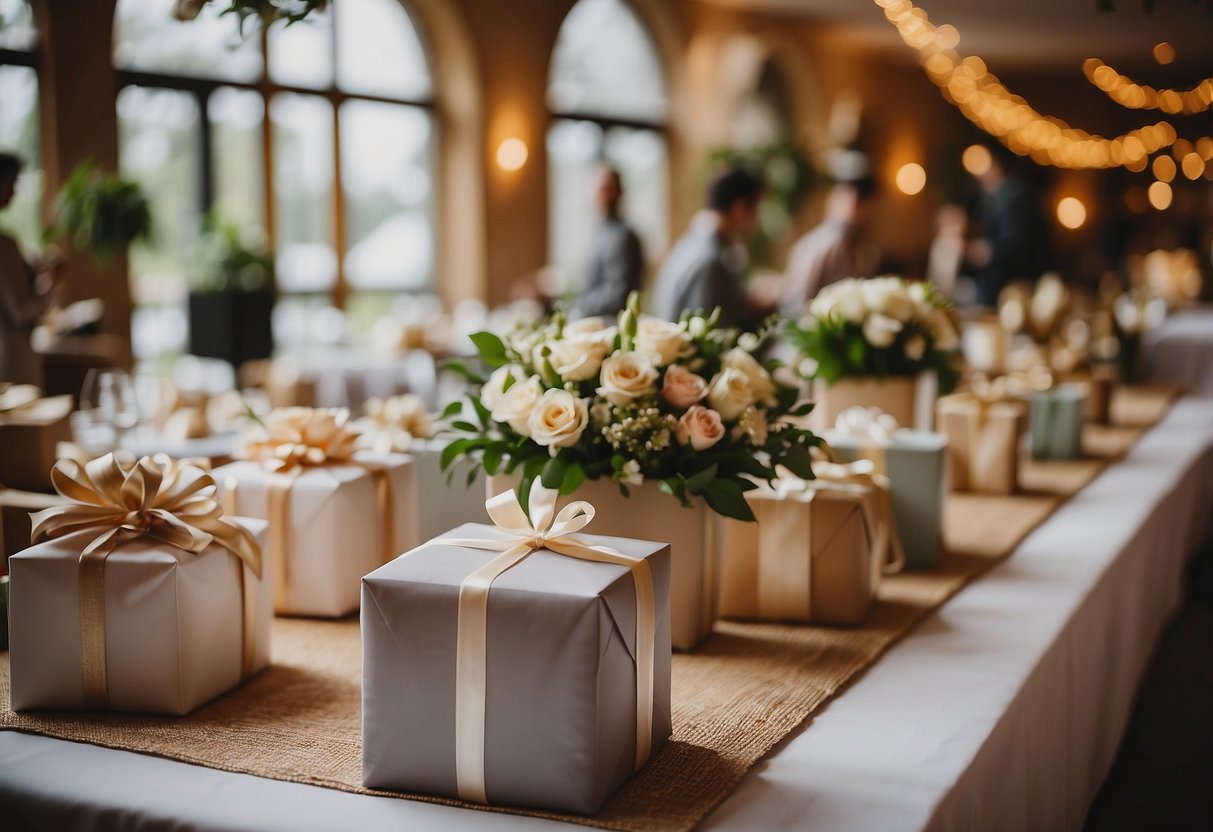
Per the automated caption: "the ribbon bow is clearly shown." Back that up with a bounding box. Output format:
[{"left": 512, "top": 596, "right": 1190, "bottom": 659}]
[
  {"left": 241, "top": 407, "right": 361, "bottom": 471},
  {"left": 438, "top": 485, "right": 657, "bottom": 804},
  {"left": 30, "top": 453, "right": 263, "bottom": 707},
  {"left": 358, "top": 394, "right": 433, "bottom": 453}
]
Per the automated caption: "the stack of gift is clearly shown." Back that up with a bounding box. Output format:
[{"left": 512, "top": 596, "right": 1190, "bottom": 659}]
[
  {"left": 8, "top": 454, "right": 271, "bottom": 714},
  {"left": 718, "top": 460, "right": 904, "bottom": 625},
  {"left": 820, "top": 407, "right": 948, "bottom": 569},
  {"left": 0, "top": 384, "right": 72, "bottom": 492},
  {"left": 936, "top": 378, "right": 1027, "bottom": 494},
  {"left": 361, "top": 485, "right": 671, "bottom": 813},
  {"left": 214, "top": 407, "right": 417, "bottom": 617}
]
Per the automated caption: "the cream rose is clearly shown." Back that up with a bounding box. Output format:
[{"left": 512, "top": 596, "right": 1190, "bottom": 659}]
[
  {"left": 597, "top": 351, "right": 658, "bottom": 406},
  {"left": 706, "top": 367, "right": 755, "bottom": 421},
  {"left": 721, "top": 347, "right": 777, "bottom": 405},
  {"left": 564, "top": 316, "right": 609, "bottom": 335},
  {"left": 481, "top": 364, "right": 525, "bottom": 412},
  {"left": 491, "top": 374, "right": 542, "bottom": 436},
  {"left": 634, "top": 316, "right": 692, "bottom": 366},
  {"left": 661, "top": 364, "right": 708, "bottom": 409},
  {"left": 862, "top": 313, "right": 903, "bottom": 348},
  {"left": 527, "top": 388, "right": 589, "bottom": 449},
  {"left": 676, "top": 405, "right": 726, "bottom": 451},
  {"left": 540, "top": 331, "right": 612, "bottom": 382}
]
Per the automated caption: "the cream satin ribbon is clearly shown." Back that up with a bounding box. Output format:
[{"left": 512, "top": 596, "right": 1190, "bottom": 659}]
[
  {"left": 828, "top": 407, "right": 900, "bottom": 476},
  {"left": 437, "top": 485, "right": 656, "bottom": 805},
  {"left": 30, "top": 453, "right": 263, "bottom": 708}
]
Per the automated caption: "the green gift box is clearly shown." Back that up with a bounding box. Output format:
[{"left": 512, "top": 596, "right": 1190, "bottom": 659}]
[
  {"left": 824, "top": 430, "right": 948, "bottom": 569},
  {"left": 1029, "top": 385, "right": 1087, "bottom": 460}
]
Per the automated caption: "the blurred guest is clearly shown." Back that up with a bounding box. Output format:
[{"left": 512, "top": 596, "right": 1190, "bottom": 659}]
[
  {"left": 575, "top": 167, "right": 643, "bottom": 318},
  {"left": 651, "top": 167, "right": 764, "bottom": 327},
  {"left": 780, "top": 175, "right": 879, "bottom": 315},
  {"left": 967, "top": 144, "right": 1050, "bottom": 308},
  {"left": 0, "top": 153, "right": 61, "bottom": 385},
  {"left": 926, "top": 203, "right": 969, "bottom": 299}
]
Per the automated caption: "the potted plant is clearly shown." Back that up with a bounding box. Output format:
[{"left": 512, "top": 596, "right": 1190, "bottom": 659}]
[
  {"left": 48, "top": 161, "right": 152, "bottom": 263},
  {"left": 187, "top": 223, "right": 275, "bottom": 369},
  {"left": 440, "top": 293, "right": 822, "bottom": 649},
  {"left": 785, "top": 276, "right": 961, "bottom": 430}
]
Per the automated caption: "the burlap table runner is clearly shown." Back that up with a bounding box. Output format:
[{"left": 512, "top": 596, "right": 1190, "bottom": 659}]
[{"left": 0, "top": 385, "right": 1182, "bottom": 831}]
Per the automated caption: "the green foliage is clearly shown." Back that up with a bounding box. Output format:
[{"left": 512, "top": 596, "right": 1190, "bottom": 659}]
[
  {"left": 191, "top": 222, "right": 275, "bottom": 293},
  {"left": 48, "top": 162, "right": 152, "bottom": 263},
  {"left": 176, "top": 1, "right": 331, "bottom": 36}
]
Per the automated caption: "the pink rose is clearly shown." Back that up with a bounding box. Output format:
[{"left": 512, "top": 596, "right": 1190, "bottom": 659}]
[
  {"left": 661, "top": 365, "right": 708, "bottom": 410},
  {"left": 676, "top": 405, "right": 726, "bottom": 451}
]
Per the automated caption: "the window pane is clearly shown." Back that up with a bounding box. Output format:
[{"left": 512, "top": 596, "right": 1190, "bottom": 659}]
[
  {"left": 336, "top": 0, "right": 430, "bottom": 100},
  {"left": 546, "top": 118, "right": 604, "bottom": 288},
  {"left": 211, "top": 87, "right": 265, "bottom": 234},
  {"left": 271, "top": 92, "right": 336, "bottom": 293},
  {"left": 604, "top": 125, "right": 666, "bottom": 270},
  {"left": 268, "top": 9, "right": 333, "bottom": 89},
  {"left": 0, "top": 0, "right": 36, "bottom": 50},
  {"left": 340, "top": 100, "right": 432, "bottom": 291},
  {"left": 548, "top": 0, "right": 667, "bottom": 122},
  {"left": 0, "top": 64, "right": 42, "bottom": 256},
  {"left": 113, "top": 0, "right": 261, "bottom": 82},
  {"left": 118, "top": 86, "right": 201, "bottom": 308}
]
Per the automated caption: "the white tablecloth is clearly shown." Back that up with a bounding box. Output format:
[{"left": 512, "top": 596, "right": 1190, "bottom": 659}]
[
  {"left": 1143, "top": 306, "right": 1213, "bottom": 393},
  {"left": 3, "top": 397, "right": 1213, "bottom": 832}
]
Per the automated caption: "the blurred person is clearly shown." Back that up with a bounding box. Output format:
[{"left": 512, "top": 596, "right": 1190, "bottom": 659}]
[
  {"left": 575, "top": 167, "right": 644, "bottom": 318},
  {"left": 926, "top": 203, "right": 969, "bottom": 299},
  {"left": 966, "top": 143, "right": 1050, "bottom": 308},
  {"left": 780, "top": 175, "right": 879, "bottom": 315},
  {"left": 0, "top": 153, "right": 62, "bottom": 386},
  {"left": 651, "top": 166, "right": 764, "bottom": 328}
]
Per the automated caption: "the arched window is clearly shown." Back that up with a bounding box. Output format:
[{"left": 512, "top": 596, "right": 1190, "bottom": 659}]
[
  {"left": 547, "top": 0, "right": 668, "bottom": 294},
  {"left": 0, "top": 0, "right": 43, "bottom": 256},
  {"left": 113, "top": 0, "right": 435, "bottom": 359}
]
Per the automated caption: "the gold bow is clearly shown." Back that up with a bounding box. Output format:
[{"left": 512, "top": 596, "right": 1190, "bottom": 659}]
[
  {"left": 358, "top": 394, "right": 433, "bottom": 454},
  {"left": 438, "top": 485, "right": 657, "bottom": 805},
  {"left": 30, "top": 453, "right": 263, "bottom": 708}
]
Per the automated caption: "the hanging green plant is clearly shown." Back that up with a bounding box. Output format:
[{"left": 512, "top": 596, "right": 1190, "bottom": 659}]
[
  {"left": 191, "top": 221, "right": 276, "bottom": 294},
  {"left": 173, "top": 0, "right": 330, "bottom": 33},
  {"left": 47, "top": 161, "right": 153, "bottom": 264}
]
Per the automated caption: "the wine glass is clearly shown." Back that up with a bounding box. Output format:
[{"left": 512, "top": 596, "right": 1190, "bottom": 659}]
[{"left": 79, "top": 368, "right": 140, "bottom": 448}]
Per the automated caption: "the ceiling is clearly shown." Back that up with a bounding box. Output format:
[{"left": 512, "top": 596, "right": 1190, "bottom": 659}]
[{"left": 706, "top": 0, "right": 1213, "bottom": 74}]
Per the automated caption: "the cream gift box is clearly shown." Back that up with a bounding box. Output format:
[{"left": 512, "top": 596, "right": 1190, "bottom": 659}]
[
  {"left": 214, "top": 452, "right": 417, "bottom": 617},
  {"left": 8, "top": 455, "right": 271, "bottom": 715},
  {"left": 809, "top": 372, "right": 938, "bottom": 433},
  {"left": 718, "top": 478, "right": 897, "bottom": 625},
  {"left": 0, "top": 388, "right": 72, "bottom": 492},
  {"left": 936, "top": 393, "right": 1025, "bottom": 494},
  {"left": 361, "top": 490, "right": 672, "bottom": 815},
  {"left": 1028, "top": 384, "right": 1087, "bottom": 460}
]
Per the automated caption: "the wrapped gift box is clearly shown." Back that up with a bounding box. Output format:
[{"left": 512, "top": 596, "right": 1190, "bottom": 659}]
[
  {"left": 0, "top": 393, "right": 72, "bottom": 492},
  {"left": 809, "top": 372, "right": 937, "bottom": 432},
  {"left": 1061, "top": 366, "right": 1117, "bottom": 425},
  {"left": 1029, "top": 385, "right": 1087, "bottom": 460},
  {"left": 361, "top": 521, "right": 672, "bottom": 814},
  {"left": 408, "top": 439, "right": 489, "bottom": 542},
  {"left": 936, "top": 394, "right": 1025, "bottom": 494},
  {"left": 718, "top": 485, "right": 885, "bottom": 625},
  {"left": 214, "top": 453, "right": 417, "bottom": 617},
  {"left": 824, "top": 430, "right": 948, "bottom": 569},
  {"left": 8, "top": 520, "right": 270, "bottom": 714},
  {"left": 961, "top": 317, "right": 1007, "bottom": 374}
]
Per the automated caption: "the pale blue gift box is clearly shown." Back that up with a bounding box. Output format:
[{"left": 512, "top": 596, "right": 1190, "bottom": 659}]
[{"left": 1028, "top": 385, "right": 1087, "bottom": 460}]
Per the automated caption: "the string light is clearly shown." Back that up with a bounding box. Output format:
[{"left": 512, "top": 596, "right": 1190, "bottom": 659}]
[
  {"left": 962, "top": 144, "right": 992, "bottom": 175},
  {"left": 1056, "top": 197, "right": 1087, "bottom": 229},
  {"left": 895, "top": 162, "right": 927, "bottom": 194},
  {"left": 1082, "top": 57, "right": 1213, "bottom": 115},
  {"left": 1147, "top": 181, "right": 1173, "bottom": 210}
]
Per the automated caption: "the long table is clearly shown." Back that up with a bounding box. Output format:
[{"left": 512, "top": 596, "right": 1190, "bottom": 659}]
[{"left": 3, "top": 396, "right": 1212, "bottom": 831}]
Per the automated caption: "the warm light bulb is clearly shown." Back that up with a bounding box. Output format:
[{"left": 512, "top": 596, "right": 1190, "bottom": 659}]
[
  {"left": 495, "top": 137, "right": 528, "bottom": 172},
  {"left": 1147, "top": 180, "right": 1173, "bottom": 211},
  {"left": 895, "top": 162, "right": 926, "bottom": 195},
  {"left": 1181, "top": 152, "right": 1205, "bottom": 180},
  {"left": 1056, "top": 197, "right": 1087, "bottom": 230},
  {"left": 1152, "top": 42, "right": 1175, "bottom": 65},
  {"left": 962, "top": 144, "right": 992, "bottom": 176},
  {"left": 1152, "top": 155, "right": 1176, "bottom": 183}
]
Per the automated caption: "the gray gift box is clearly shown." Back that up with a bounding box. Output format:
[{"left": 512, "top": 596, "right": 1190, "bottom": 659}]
[
  {"left": 361, "top": 522, "right": 672, "bottom": 814},
  {"left": 825, "top": 431, "right": 949, "bottom": 569}
]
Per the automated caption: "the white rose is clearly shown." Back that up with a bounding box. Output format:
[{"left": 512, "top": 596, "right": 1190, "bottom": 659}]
[
  {"left": 905, "top": 334, "right": 926, "bottom": 361},
  {"left": 564, "top": 316, "right": 608, "bottom": 335},
  {"left": 722, "top": 347, "right": 778, "bottom": 405},
  {"left": 491, "top": 374, "right": 542, "bottom": 436},
  {"left": 676, "top": 405, "right": 726, "bottom": 451},
  {"left": 540, "top": 331, "right": 612, "bottom": 382},
  {"left": 863, "top": 278, "right": 915, "bottom": 323},
  {"left": 862, "top": 313, "right": 903, "bottom": 348},
  {"left": 527, "top": 388, "right": 589, "bottom": 449},
  {"left": 661, "top": 364, "right": 708, "bottom": 409},
  {"left": 481, "top": 364, "right": 526, "bottom": 412},
  {"left": 597, "top": 351, "right": 658, "bottom": 406},
  {"left": 707, "top": 367, "right": 755, "bottom": 421},
  {"left": 634, "top": 316, "right": 693, "bottom": 366}
]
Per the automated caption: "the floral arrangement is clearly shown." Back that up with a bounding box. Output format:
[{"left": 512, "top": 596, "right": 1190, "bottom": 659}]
[
  {"left": 440, "top": 295, "right": 822, "bottom": 522},
  {"left": 785, "top": 276, "right": 961, "bottom": 392}
]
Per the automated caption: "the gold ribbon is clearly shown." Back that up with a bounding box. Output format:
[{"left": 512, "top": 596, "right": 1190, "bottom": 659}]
[
  {"left": 29, "top": 453, "right": 263, "bottom": 708},
  {"left": 437, "top": 485, "right": 657, "bottom": 805}
]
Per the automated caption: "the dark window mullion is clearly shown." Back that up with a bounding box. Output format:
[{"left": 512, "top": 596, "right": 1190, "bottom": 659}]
[{"left": 197, "top": 89, "right": 215, "bottom": 226}]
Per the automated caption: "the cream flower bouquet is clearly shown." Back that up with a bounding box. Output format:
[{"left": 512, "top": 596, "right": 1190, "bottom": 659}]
[{"left": 441, "top": 295, "right": 821, "bottom": 522}]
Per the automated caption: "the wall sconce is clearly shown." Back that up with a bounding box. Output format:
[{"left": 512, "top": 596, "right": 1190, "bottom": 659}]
[
  {"left": 496, "top": 137, "right": 528, "bottom": 172},
  {"left": 1056, "top": 197, "right": 1087, "bottom": 230},
  {"left": 894, "top": 162, "right": 926, "bottom": 195}
]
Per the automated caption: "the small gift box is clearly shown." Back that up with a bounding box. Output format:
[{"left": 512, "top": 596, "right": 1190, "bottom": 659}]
[
  {"left": 213, "top": 408, "right": 418, "bottom": 618},
  {"left": 1061, "top": 366, "right": 1117, "bottom": 425},
  {"left": 822, "top": 407, "right": 948, "bottom": 569},
  {"left": 809, "top": 372, "right": 938, "bottom": 432},
  {"left": 718, "top": 465, "right": 903, "bottom": 625},
  {"left": 361, "top": 485, "right": 671, "bottom": 814},
  {"left": 961, "top": 317, "right": 1007, "bottom": 374},
  {"left": 936, "top": 391, "right": 1025, "bottom": 494},
  {"left": 8, "top": 454, "right": 270, "bottom": 714},
  {"left": 1028, "top": 384, "right": 1087, "bottom": 460},
  {"left": 0, "top": 386, "right": 73, "bottom": 492}
]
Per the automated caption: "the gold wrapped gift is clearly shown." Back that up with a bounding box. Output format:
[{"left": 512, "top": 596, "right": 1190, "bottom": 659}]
[
  {"left": 0, "top": 385, "right": 73, "bottom": 492},
  {"left": 936, "top": 389, "right": 1025, "bottom": 494}
]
